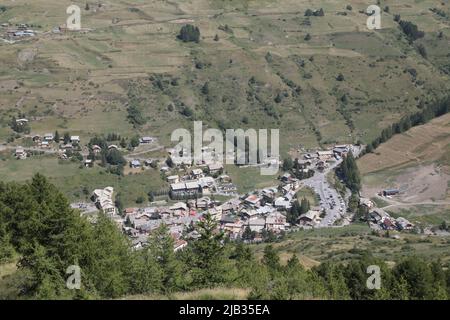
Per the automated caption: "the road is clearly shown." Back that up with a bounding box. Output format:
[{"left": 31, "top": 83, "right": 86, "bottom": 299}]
[{"left": 302, "top": 145, "right": 363, "bottom": 228}]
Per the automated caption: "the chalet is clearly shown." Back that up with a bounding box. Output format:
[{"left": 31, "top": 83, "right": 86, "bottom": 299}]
[
  {"left": 266, "top": 212, "right": 288, "bottom": 232},
  {"left": 92, "top": 145, "right": 102, "bottom": 153},
  {"left": 40, "top": 141, "right": 50, "bottom": 148},
  {"left": 221, "top": 199, "right": 241, "bottom": 214},
  {"left": 396, "top": 217, "right": 414, "bottom": 231},
  {"left": 43, "top": 133, "right": 54, "bottom": 141},
  {"left": 261, "top": 188, "right": 277, "bottom": 202},
  {"left": 244, "top": 194, "right": 261, "bottom": 207},
  {"left": 140, "top": 136, "right": 154, "bottom": 144},
  {"left": 174, "top": 239, "right": 188, "bottom": 252},
  {"left": 199, "top": 176, "right": 215, "bottom": 194},
  {"left": 317, "top": 150, "right": 334, "bottom": 161},
  {"left": 383, "top": 189, "right": 400, "bottom": 197},
  {"left": 208, "top": 163, "right": 223, "bottom": 174},
  {"left": 130, "top": 160, "right": 141, "bottom": 168},
  {"left": 381, "top": 217, "right": 396, "bottom": 230},
  {"left": 61, "top": 143, "right": 73, "bottom": 150},
  {"left": 185, "top": 181, "right": 200, "bottom": 193},
  {"left": 108, "top": 144, "right": 118, "bottom": 150},
  {"left": 191, "top": 168, "right": 204, "bottom": 179},
  {"left": 359, "top": 198, "right": 374, "bottom": 209},
  {"left": 281, "top": 173, "right": 292, "bottom": 182},
  {"left": 92, "top": 187, "right": 116, "bottom": 215},
  {"left": 84, "top": 159, "right": 93, "bottom": 167},
  {"left": 298, "top": 209, "right": 321, "bottom": 226},
  {"left": 218, "top": 174, "right": 232, "bottom": 183},
  {"left": 15, "top": 147, "right": 26, "bottom": 159},
  {"left": 369, "top": 208, "right": 389, "bottom": 223},
  {"left": 247, "top": 218, "right": 266, "bottom": 233},
  {"left": 196, "top": 197, "right": 213, "bottom": 210},
  {"left": 241, "top": 209, "right": 259, "bottom": 220},
  {"left": 274, "top": 197, "right": 291, "bottom": 210},
  {"left": 170, "top": 182, "right": 186, "bottom": 195},
  {"left": 15, "top": 118, "right": 28, "bottom": 125},
  {"left": 222, "top": 220, "right": 244, "bottom": 238},
  {"left": 70, "top": 136, "right": 80, "bottom": 143},
  {"left": 208, "top": 207, "right": 223, "bottom": 221},
  {"left": 333, "top": 145, "right": 349, "bottom": 156},
  {"left": 256, "top": 205, "right": 275, "bottom": 215},
  {"left": 167, "top": 175, "right": 180, "bottom": 184}
]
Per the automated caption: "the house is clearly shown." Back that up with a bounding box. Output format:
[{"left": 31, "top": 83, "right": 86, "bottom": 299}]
[
  {"left": 84, "top": 159, "right": 93, "bottom": 167},
  {"left": 185, "top": 181, "right": 200, "bottom": 194},
  {"left": 191, "top": 168, "right": 204, "bottom": 179},
  {"left": 317, "top": 150, "right": 334, "bottom": 161},
  {"left": 369, "top": 208, "right": 389, "bottom": 223},
  {"left": 167, "top": 175, "right": 180, "bottom": 184},
  {"left": 92, "top": 187, "right": 116, "bottom": 215},
  {"left": 359, "top": 198, "right": 374, "bottom": 209},
  {"left": 219, "top": 174, "right": 232, "bottom": 183},
  {"left": 130, "top": 160, "right": 141, "bottom": 168},
  {"left": 241, "top": 209, "right": 259, "bottom": 220},
  {"left": 15, "top": 147, "right": 26, "bottom": 159},
  {"left": 208, "top": 207, "right": 223, "bottom": 220},
  {"left": 298, "top": 209, "right": 321, "bottom": 226},
  {"left": 222, "top": 220, "right": 244, "bottom": 238},
  {"left": 281, "top": 173, "right": 292, "bottom": 182},
  {"left": 266, "top": 212, "right": 287, "bottom": 232},
  {"left": 221, "top": 199, "right": 241, "bottom": 214},
  {"left": 208, "top": 163, "right": 223, "bottom": 174},
  {"left": 171, "top": 182, "right": 187, "bottom": 195},
  {"left": 247, "top": 218, "right": 266, "bottom": 233},
  {"left": 15, "top": 118, "right": 28, "bottom": 125},
  {"left": 70, "top": 136, "right": 80, "bottom": 143},
  {"left": 196, "top": 197, "right": 213, "bottom": 210},
  {"left": 40, "top": 141, "right": 50, "bottom": 148},
  {"left": 333, "top": 145, "right": 349, "bottom": 156},
  {"left": 43, "top": 133, "right": 54, "bottom": 141},
  {"left": 274, "top": 197, "right": 292, "bottom": 210},
  {"left": 144, "top": 159, "right": 155, "bottom": 167},
  {"left": 174, "top": 239, "right": 188, "bottom": 252},
  {"left": 108, "top": 144, "right": 118, "bottom": 150},
  {"left": 199, "top": 176, "right": 215, "bottom": 194},
  {"left": 140, "top": 136, "right": 154, "bottom": 144},
  {"left": 92, "top": 145, "right": 102, "bottom": 154},
  {"left": 244, "top": 194, "right": 261, "bottom": 207},
  {"left": 396, "top": 217, "right": 414, "bottom": 230},
  {"left": 381, "top": 217, "right": 396, "bottom": 230},
  {"left": 383, "top": 189, "right": 400, "bottom": 197},
  {"left": 261, "top": 188, "right": 277, "bottom": 202}
]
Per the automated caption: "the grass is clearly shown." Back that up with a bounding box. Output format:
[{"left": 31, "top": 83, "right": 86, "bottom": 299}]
[
  {"left": 224, "top": 165, "right": 278, "bottom": 194},
  {"left": 122, "top": 287, "right": 250, "bottom": 300}
]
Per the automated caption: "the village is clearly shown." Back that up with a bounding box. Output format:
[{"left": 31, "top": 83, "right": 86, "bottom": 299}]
[{"left": 6, "top": 117, "right": 422, "bottom": 251}]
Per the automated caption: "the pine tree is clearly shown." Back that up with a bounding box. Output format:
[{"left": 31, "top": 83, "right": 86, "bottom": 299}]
[{"left": 148, "top": 224, "right": 182, "bottom": 292}]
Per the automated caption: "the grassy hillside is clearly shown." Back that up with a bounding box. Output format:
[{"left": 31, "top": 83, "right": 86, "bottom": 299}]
[{"left": 2, "top": 0, "right": 450, "bottom": 203}]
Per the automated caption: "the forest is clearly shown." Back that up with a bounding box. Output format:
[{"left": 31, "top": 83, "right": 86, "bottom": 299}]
[{"left": 0, "top": 174, "right": 449, "bottom": 299}]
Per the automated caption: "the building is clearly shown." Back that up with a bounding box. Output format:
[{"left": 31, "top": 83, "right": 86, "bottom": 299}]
[
  {"left": 266, "top": 212, "right": 287, "bottom": 232},
  {"left": 191, "top": 168, "right": 204, "bottom": 179},
  {"left": 140, "top": 136, "right": 154, "bottom": 144},
  {"left": 298, "top": 209, "right": 321, "bottom": 226},
  {"left": 15, "top": 147, "right": 26, "bottom": 159},
  {"left": 43, "top": 133, "right": 54, "bottom": 142},
  {"left": 317, "top": 150, "right": 334, "bottom": 161},
  {"left": 383, "top": 189, "right": 400, "bottom": 197},
  {"left": 84, "top": 159, "right": 93, "bottom": 167},
  {"left": 92, "top": 145, "right": 102, "bottom": 154},
  {"left": 167, "top": 175, "right": 180, "bottom": 184},
  {"left": 247, "top": 218, "right": 266, "bottom": 233},
  {"left": 70, "top": 136, "right": 80, "bottom": 143},
  {"left": 359, "top": 198, "right": 374, "bottom": 209},
  {"left": 208, "top": 163, "right": 223, "bottom": 174},
  {"left": 92, "top": 187, "right": 116, "bottom": 215},
  {"left": 130, "top": 160, "right": 141, "bottom": 168},
  {"left": 244, "top": 194, "right": 261, "bottom": 207}
]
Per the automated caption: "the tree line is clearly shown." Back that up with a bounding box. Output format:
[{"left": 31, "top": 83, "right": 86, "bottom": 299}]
[
  {"left": 362, "top": 96, "right": 450, "bottom": 155},
  {"left": 0, "top": 174, "right": 449, "bottom": 299}
]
